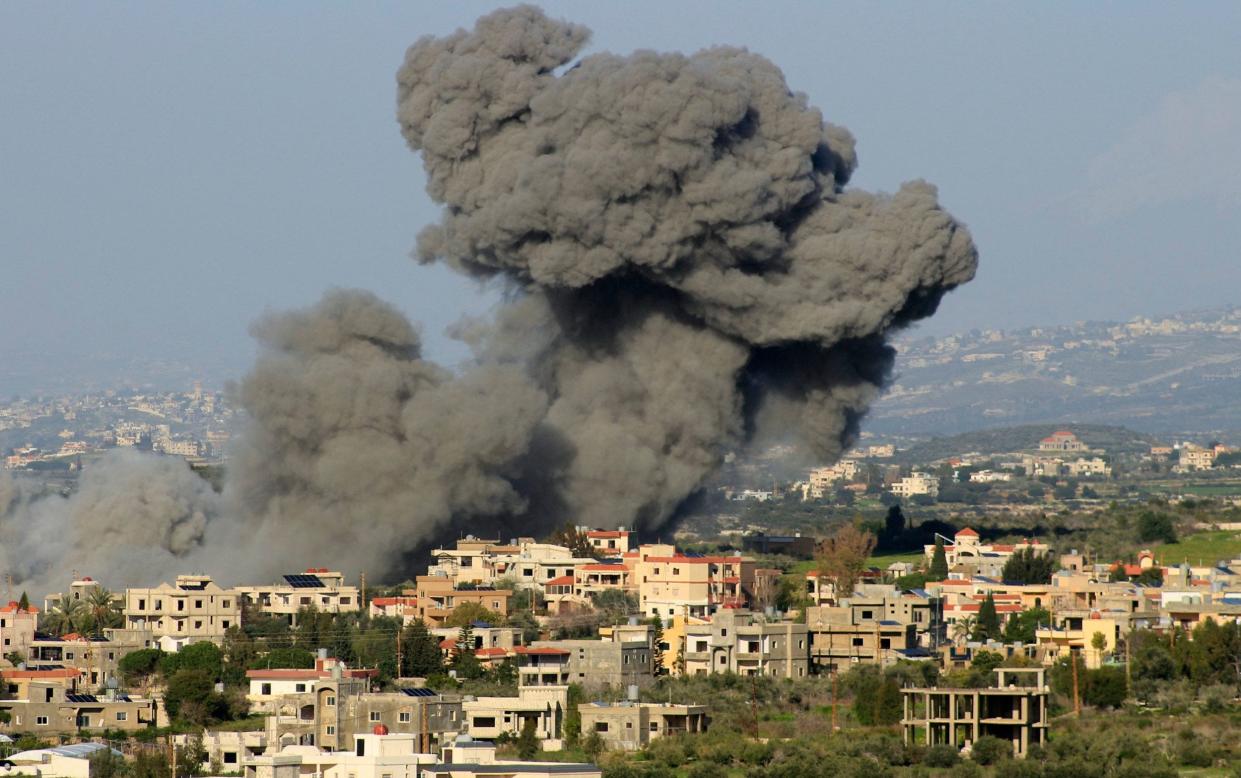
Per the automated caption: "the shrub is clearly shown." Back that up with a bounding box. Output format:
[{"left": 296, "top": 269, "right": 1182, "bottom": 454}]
[
  {"left": 923, "top": 744, "right": 959, "bottom": 768},
  {"left": 969, "top": 735, "right": 1010, "bottom": 765}
]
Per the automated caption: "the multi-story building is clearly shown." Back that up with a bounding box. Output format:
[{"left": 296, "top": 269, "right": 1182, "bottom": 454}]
[
  {"left": 1039, "top": 430, "right": 1086, "bottom": 453},
  {"left": 923, "top": 528, "right": 1050, "bottom": 577},
  {"left": 246, "top": 657, "right": 379, "bottom": 712},
  {"left": 0, "top": 669, "right": 155, "bottom": 735},
  {"left": 236, "top": 570, "right": 360, "bottom": 626},
  {"left": 681, "top": 610, "right": 809, "bottom": 679},
  {"left": 891, "top": 472, "right": 940, "bottom": 499},
  {"left": 412, "top": 576, "right": 511, "bottom": 628},
  {"left": 26, "top": 629, "right": 155, "bottom": 690},
  {"left": 635, "top": 545, "right": 769, "bottom": 620},
  {"left": 585, "top": 529, "right": 633, "bottom": 556},
  {"left": 260, "top": 672, "right": 461, "bottom": 753},
  {"left": 368, "top": 596, "right": 418, "bottom": 622},
  {"left": 530, "top": 635, "right": 655, "bottom": 690},
  {"left": 123, "top": 574, "right": 242, "bottom": 644},
  {"left": 902, "top": 668, "right": 1049, "bottom": 758},
  {"left": 0, "top": 600, "right": 38, "bottom": 657},
  {"left": 805, "top": 605, "right": 921, "bottom": 671},
  {"left": 1178, "top": 444, "right": 1216, "bottom": 471},
  {"left": 579, "top": 702, "right": 708, "bottom": 751}
]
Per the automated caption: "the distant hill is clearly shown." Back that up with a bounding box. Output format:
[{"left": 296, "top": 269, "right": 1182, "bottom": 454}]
[
  {"left": 890, "top": 424, "right": 1161, "bottom": 464},
  {"left": 866, "top": 305, "right": 1241, "bottom": 439}
]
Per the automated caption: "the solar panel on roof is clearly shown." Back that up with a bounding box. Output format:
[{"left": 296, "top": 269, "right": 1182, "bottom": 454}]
[
  {"left": 65, "top": 694, "right": 99, "bottom": 703},
  {"left": 399, "top": 687, "right": 437, "bottom": 697},
  {"left": 283, "top": 574, "right": 325, "bottom": 589}
]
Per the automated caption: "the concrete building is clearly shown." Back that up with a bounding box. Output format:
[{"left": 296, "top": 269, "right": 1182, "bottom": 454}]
[
  {"left": 26, "top": 629, "right": 154, "bottom": 690},
  {"left": 902, "top": 668, "right": 1049, "bottom": 758},
  {"left": 579, "top": 701, "right": 708, "bottom": 751},
  {"left": 805, "top": 605, "right": 921, "bottom": 671},
  {"left": 243, "top": 730, "right": 435, "bottom": 778},
  {"left": 635, "top": 546, "right": 773, "bottom": 620},
  {"left": 585, "top": 530, "right": 633, "bottom": 555},
  {"left": 123, "top": 574, "right": 242, "bottom": 643},
  {"left": 431, "top": 735, "right": 602, "bottom": 777},
  {"left": 260, "top": 673, "right": 462, "bottom": 753},
  {"left": 463, "top": 685, "right": 568, "bottom": 749},
  {"left": 236, "top": 569, "right": 360, "bottom": 626},
  {"left": 246, "top": 657, "right": 379, "bottom": 712},
  {"left": 412, "top": 576, "right": 512, "bottom": 628},
  {"left": 681, "top": 610, "right": 809, "bottom": 679},
  {"left": 0, "top": 669, "right": 155, "bottom": 735},
  {"left": 6, "top": 742, "right": 125, "bottom": 778},
  {"left": 923, "top": 528, "right": 1050, "bottom": 576},
  {"left": 0, "top": 599, "right": 38, "bottom": 657},
  {"left": 1039, "top": 430, "right": 1086, "bottom": 453},
  {"left": 529, "top": 635, "right": 654, "bottom": 690},
  {"left": 890, "top": 472, "right": 939, "bottom": 499}
]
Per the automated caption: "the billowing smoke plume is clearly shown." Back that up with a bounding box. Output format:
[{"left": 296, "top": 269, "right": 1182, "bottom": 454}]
[{"left": 6, "top": 5, "right": 975, "bottom": 595}]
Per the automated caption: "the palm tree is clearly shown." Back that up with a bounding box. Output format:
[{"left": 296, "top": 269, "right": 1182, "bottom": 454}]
[
  {"left": 952, "top": 616, "right": 976, "bottom": 646},
  {"left": 41, "top": 599, "right": 88, "bottom": 637},
  {"left": 85, "top": 586, "right": 123, "bottom": 635}
]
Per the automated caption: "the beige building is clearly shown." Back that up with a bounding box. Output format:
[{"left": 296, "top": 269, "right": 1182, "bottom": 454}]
[
  {"left": 0, "top": 600, "right": 38, "bottom": 657},
  {"left": 579, "top": 702, "right": 708, "bottom": 751},
  {"left": 890, "top": 472, "right": 939, "bottom": 499},
  {"left": 236, "top": 569, "right": 360, "bottom": 626},
  {"left": 27, "top": 629, "right": 155, "bottom": 690},
  {"left": 1039, "top": 430, "right": 1086, "bottom": 452},
  {"left": 463, "top": 685, "right": 568, "bottom": 749},
  {"left": 124, "top": 574, "right": 242, "bottom": 643},
  {"left": 585, "top": 529, "right": 633, "bottom": 555},
  {"left": 1179, "top": 444, "right": 1216, "bottom": 471},
  {"left": 412, "top": 576, "right": 512, "bottom": 628},
  {"left": 0, "top": 669, "right": 155, "bottom": 735},
  {"left": 635, "top": 546, "right": 770, "bottom": 620},
  {"left": 530, "top": 634, "right": 655, "bottom": 690},
  {"left": 806, "top": 605, "right": 920, "bottom": 671},
  {"left": 682, "top": 609, "right": 809, "bottom": 678}
]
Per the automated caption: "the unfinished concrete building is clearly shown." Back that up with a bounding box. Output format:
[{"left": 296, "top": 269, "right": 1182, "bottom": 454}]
[{"left": 901, "top": 668, "right": 1048, "bottom": 757}]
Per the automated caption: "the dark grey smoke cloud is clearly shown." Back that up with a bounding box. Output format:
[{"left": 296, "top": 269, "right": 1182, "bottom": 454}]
[{"left": 6, "top": 5, "right": 975, "bottom": 593}]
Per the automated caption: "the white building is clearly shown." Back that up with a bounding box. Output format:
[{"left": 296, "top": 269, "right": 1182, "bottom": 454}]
[{"left": 891, "top": 472, "right": 939, "bottom": 499}]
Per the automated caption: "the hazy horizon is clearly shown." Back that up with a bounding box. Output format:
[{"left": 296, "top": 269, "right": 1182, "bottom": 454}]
[{"left": 3, "top": 2, "right": 1240, "bottom": 395}]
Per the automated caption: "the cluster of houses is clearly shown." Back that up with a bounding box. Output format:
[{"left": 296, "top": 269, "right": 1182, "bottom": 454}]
[{"left": 9, "top": 521, "right": 1241, "bottom": 768}]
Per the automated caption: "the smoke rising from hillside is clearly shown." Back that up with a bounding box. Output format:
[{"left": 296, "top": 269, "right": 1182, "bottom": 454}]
[{"left": 6, "top": 5, "right": 975, "bottom": 595}]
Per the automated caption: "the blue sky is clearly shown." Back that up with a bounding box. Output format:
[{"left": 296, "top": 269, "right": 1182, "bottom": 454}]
[{"left": 2, "top": 2, "right": 1239, "bottom": 388}]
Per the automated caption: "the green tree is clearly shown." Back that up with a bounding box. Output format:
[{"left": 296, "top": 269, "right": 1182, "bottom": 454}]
[
  {"left": 516, "top": 717, "right": 539, "bottom": 760},
  {"left": 41, "top": 598, "right": 87, "bottom": 637},
  {"left": 815, "top": 521, "right": 876, "bottom": 599},
  {"left": 84, "top": 586, "right": 123, "bottom": 634},
  {"left": 929, "top": 539, "right": 949, "bottom": 580},
  {"left": 648, "top": 616, "right": 666, "bottom": 674},
  {"left": 162, "top": 641, "right": 223, "bottom": 680},
  {"left": 251, "top": 648, "right": 316, "bottom": 670},
  {"left": 445, "top": 602, "right": 502, "bottom": 628},
  {"left": 16, "top": 592, "right": 30, "bottom": 614},
  {"left": 165, "top": 669, "right": 227, "bottom": 723},
  {"left": 1002, "top": 607, "right": 1050, "bottom": 644},
  {"left": 118, "top": 648, "right": 165, "bottom": 686},
  {"left": 1138, "top": 511, "right": 1177, "bottom": 544},
  {"left": 402, "top": 619, "right": 444, "bottom": 678},
  {"left": 972, "top": 593, "right": 1001, "bottom": 641},
  {"left": 1000, "top": 548, "right": 1055, "bottom": 585}
]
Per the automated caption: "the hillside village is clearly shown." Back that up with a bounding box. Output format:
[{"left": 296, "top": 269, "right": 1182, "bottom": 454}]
[{"left": 9, "top": 476, "right": 1241, "bottom": 776}]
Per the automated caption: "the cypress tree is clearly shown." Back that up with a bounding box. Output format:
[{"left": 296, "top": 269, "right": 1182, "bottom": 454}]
[
  {"left": 973, "top": 592, "right": 1001, "bottom": 641},
  {"left": 929, "top": 539, "right": 949, "bottom": 580}
]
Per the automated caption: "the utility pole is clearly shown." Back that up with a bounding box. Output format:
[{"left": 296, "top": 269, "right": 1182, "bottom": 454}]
[
  {"left": 395, "top": 625, "right": 403, "bottom": 678},
  {"left": 360, "top": 572, "right": 367, "bottom": 608},
  {"left": 831, "top": 668, "right": 839, "bottom": 731},
  {"left": 1071, "top": 649, "right": 1081, "bottom": 717}
]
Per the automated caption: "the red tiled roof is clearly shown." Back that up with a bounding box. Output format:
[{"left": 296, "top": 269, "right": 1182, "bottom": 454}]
[
  {"left": 515, "top": 647, "right": 570, "bottom": 656},
  {"left": 544, "top": 575, "right": 575, "bottom": 587},
  {"left": 587, "top": 531, "right": 628, "bottom": 539},
  {"left": 371, "top": 597, "right": 417, "bottom": 607},
  {"left": 475, "top": 647, "right": 511, "bottom": 658},
  {"left": 0, "top": 601, "right": 39, "bottom": 614},
  {"left": 579, "top": 564, "right": 628, "bottom": 572},
  {"left": 955, "top": 528, "right": 979, "bottom": 537},
  {"left": 245, "top": 667, "right": 378, "bottom": 680},
  {"left": 439, "top": 639, "right": 456, "bottom": 649}
]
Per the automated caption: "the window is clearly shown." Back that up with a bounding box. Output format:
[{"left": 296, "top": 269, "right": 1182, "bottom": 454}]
[
  {"left": 325, "top": 725, "right": 335, "bottom": 735},
  {"left": 473, "top": 717, "right": 496, "bottom": 728},
  {"left": 594, "top": 722, "right": 609, "bottom": 732},
  {"left": 625, "top": 722, "right": 632, "bottom": 729},
  {"left": 222, "top": 620, "right": 230, "bottom": 629},
  {"left": 861, "top": 610, "right": 873, "bottom": 620},
  {"left": 77, "top": 715, "right": 92, "bottom": 727},
  {"left": 672, "top": 568, "right": 680, "bottom": 575},
  {"left": 851, "top": 638, "right": 864, "bottom": 647},
  {"left": 138, "top": 599, "right": 146, "bottom": 610},
  {"left": 155, "top": 600, "right": 162, "bottom": 610},
  {"left": 340, "top": 597, "right": 351, "bottom": 605},
  {"left": 261, "top": 683, "right": 272, "bottom": 695},
  {"left": 370, "top": 711, "right": 382, "bottom": 722},
  {"left": 36, "top": 716, "right": 48, "bottom": 726},
  {"left": 223, "top": 753, "right": 238, "bottom": 765},
  {"left": 116, "top": 712, "right": 127, "bottom": 721},
  {"left": 194, "top": 621, "right": 203, "bottom": 629},
  {"left": 399, "top": 712, "right": 411, "bottom": 723},
  {"left": 195, "top": 600, "right": 204, "bottom": 609},
  {"left": 356, "top": 739, "right": 366, "bottom": 757},
  {"left": 177, "top": 601, "right": 185, "bottom": 611},
  {"left": 326, "top": 696, "right": 336, "bottom": 706},
  {"left": 880, "top": 638, "right": 892, "bottom": 650},
  {"left": 222, "top": 600, "right": 231, "bottom": 608},
  {"left": 67, "top": 652, "right": 75, "bottom": 660},
  {"left": 649, "top": 722, "right": 659, "bottom": 731},
  {"left": 295, "top": 684, "right": 306, "bottom": 693}
]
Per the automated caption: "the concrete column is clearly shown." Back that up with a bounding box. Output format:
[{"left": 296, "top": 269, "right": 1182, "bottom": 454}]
[
  {"left": 972, "top": 691, "right": 980, "bottom": 744},
  {"left": 925, "top": 693, "right": 932, "bottom": 745}
]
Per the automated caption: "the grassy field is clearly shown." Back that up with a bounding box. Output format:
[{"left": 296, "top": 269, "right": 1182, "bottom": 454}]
[{"left": 1153, "top": 529, "right": 1241, "bottom": 565}]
